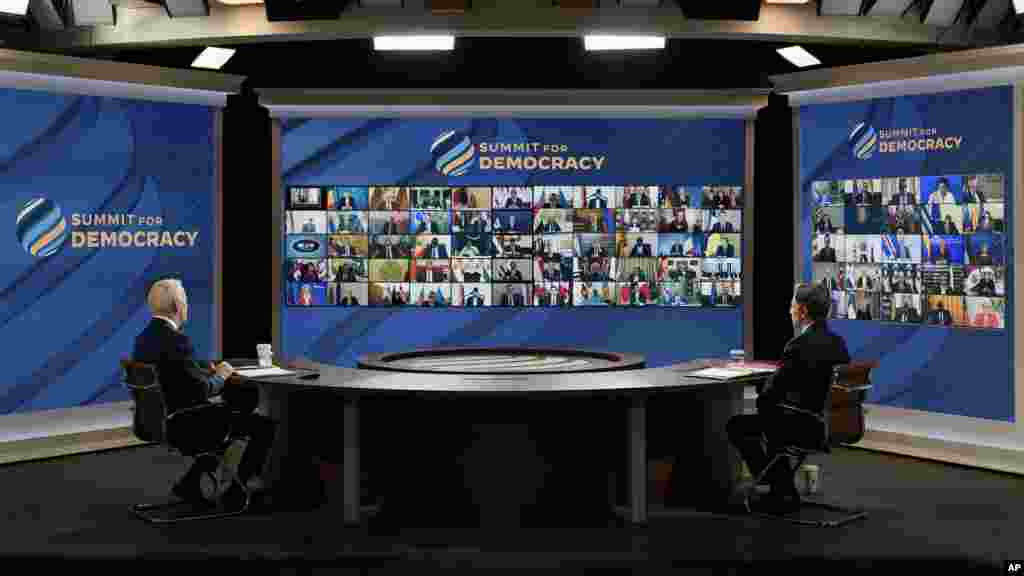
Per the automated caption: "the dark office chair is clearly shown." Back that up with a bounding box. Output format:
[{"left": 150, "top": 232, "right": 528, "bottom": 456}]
[
  {"left": 122, "top": 359, "right": 251, "bottom": 524},
  {"left": 744, "top": 360, "right": 876, "bottom": 527}
]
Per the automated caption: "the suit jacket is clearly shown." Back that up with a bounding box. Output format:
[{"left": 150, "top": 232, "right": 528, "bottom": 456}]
[
  {"left": 132, "top": 319, "right": 223, "bottom": 415},
  {"left": 816, "top": 247, "right": 837, "bottom": 262},
  {"left": 757, "top": 321, "right": 851, "bottom": 416},
  {"left": 425, "top": 243, "right": 448, "bottom": 259},
  {"left": 973, "top": 279, "right": 997, "bottom": 296}
]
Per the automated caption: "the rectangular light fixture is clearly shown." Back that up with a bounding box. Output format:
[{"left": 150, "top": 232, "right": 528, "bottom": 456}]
[
  {"left": 1015, "top": 0, "right": 1024, "bottom": 14},
  {"left": 373, "top": 36, "right": 455, "bottom": 51},
  {"left": 777, "top": 45, "right": 821, "bottom": 68},
  {"left": 583, "top": 35, "right": 666, "bottom": 51},
  {"left": 0, "top": 0, "right": 29, "bottom": 15},
  {"left": 191, "top": 46, "right": 236, "bottom": 69}
]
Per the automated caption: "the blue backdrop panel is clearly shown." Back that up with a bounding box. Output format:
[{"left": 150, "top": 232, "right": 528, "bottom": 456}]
[
  {"left": 282, "top": 118, "right": 746, "bottom": 367},
  {"left": 799, "top": 86, "right": 1014, "bottom": 421},
  {"left": 0, "top": 89, "right": 217, "bottom": 414}
]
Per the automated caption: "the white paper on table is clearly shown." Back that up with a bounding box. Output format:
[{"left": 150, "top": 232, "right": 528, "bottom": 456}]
[
  {"left": 687, "top": 367, "right": 762, "bottom": 380},
  {"left": 235, "top": 366, "right": 296, "bottom": 378}
]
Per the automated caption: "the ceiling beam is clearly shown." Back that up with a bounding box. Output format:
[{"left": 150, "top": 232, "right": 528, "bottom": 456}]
[{"left": 22, "top": 1, "right": 973, "bottom": 52}]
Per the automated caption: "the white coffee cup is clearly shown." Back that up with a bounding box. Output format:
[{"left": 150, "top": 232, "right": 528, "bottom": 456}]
[
  {"left": 797, "top": 464, "right": 820, "bottom": 495},
  {"left": 256, "top": 344, "right": 273, "bottom": 367}
]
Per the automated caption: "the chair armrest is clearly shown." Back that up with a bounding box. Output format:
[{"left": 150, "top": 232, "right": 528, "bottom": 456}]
[
  {"left": 167, "top": 403, "right": 220, "bottom": 422},
  {"left": 777, "top": 402, "right": 824, "bottom": 421},
  {"left": 833, "top": 384, "right": 873, "bottom": 393}
]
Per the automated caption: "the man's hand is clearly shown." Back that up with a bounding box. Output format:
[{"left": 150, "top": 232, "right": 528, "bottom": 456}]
[{"left": 214, "top": 361, "right": 234, "bottom": 381}]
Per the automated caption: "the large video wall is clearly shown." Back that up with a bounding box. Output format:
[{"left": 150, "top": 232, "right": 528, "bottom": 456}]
[
  {"left": 810, "top": 174, "right": 1006, "bottom": 328},
  {"left": 799, "top": 86, "right": 1014, "bottom": 421},
  {"left": 0, "top": 89, "right": 218, "bottom": 414},
  {"left": 283, "top": 184, "right": 742, "bottom": 308},
  {"left": 279, "top": 117, "right": 748, "bottom": 367}
]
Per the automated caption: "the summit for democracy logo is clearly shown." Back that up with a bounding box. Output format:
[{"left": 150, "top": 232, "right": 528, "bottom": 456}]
[
  {"left": 431, "top": 129, "right": 607, "bottom": 176},
  {"left": 850, "top": 121, "right": 963, "bottom": 160},
  {"left": 15, "top": 197, "right": 200, "bottom": 258}
]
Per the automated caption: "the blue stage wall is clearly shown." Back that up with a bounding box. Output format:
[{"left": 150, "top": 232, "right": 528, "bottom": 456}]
[
  {"left": 799, "top": 86, "right": 1014, "bottom": 421},
  {"left": 280, "top": 118, "right": 747, "bottom": 367},
  {"left": 0, "top": 89, "right": 218, "bottom": 414}
]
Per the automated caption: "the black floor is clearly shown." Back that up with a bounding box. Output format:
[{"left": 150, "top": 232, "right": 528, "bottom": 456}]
[{"left": 0, "top": 444, "right": 1019, "bottom": 572}]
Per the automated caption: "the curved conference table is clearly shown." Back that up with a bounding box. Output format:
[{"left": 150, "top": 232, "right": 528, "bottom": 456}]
[{"left": 240, "top": 348, "right": 769, "bottom": 526}]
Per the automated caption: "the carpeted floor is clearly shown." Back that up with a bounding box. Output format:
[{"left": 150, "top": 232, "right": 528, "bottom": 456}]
[{"left": 0, "top": 443, "right": 1019, "bottom": 572}]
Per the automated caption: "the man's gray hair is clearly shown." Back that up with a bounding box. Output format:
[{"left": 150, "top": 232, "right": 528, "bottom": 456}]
[{"left": 148, "top": 278, "right": 185, "bottom": 317}]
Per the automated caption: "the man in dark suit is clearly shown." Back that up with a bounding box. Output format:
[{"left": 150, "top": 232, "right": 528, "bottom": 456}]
[
  {"left": 465, "top": 287, "right": 485, "bottom": 307},
  {"left": 927, "top": 300, "right": 953, "bottom": 325},
  {"left": 814, "top": 235, "right": 837, "bottom": 262},
  {"left": 504, "top": 189, "right": 525, "bottom": 208},
  {"left": 894, "top": 296, "right": 921, "bottom": 323},
  {"left": 133, "top": 279, "right": 274, "bottom": 506},
  {"left": 726, "top": 283, "right": 850, "bottom": 512},
  {"left": 587, "top": 190, "right": 608, "bottom": 208},
  {"left": 425, "top": 237, "right": 448, "bottom": 259}
]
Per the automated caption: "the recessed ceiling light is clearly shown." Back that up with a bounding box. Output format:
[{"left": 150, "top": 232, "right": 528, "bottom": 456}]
[
  {"left": 373, "top": 36, "right": 455, "bottom": 51},
  {"left": 777, "top": 45, "right": 821, "bottom": 68},
  {"left": 0, "top": 0, "right": 30, "bottom": 15},
  {"left": 583, "top": 36, "right": 666, "bottom": 51},
  {"left": 191, "top": 47, "right": 236, "bottom": 70},
  {"left": 1015, "top": 0, "right": 1024, "bottom": 14}
]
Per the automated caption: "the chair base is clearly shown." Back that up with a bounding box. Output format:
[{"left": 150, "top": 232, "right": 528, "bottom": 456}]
[
  {"left": 747, "top": 496, "right": 868, "bottom": 527},
  {"left": 131, "top": 496, "right": 250, "bottom": 524}
]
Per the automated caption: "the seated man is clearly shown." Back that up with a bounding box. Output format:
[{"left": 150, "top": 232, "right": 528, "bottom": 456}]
[
  {"left": 726, "top": 283, "right": 850, "bottom": 512},
  {"left": 133, "top": 278, "right": 276, "bottom": 506}
]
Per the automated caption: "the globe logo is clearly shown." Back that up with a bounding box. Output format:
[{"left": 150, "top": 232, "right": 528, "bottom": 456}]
[
  {"left": 15, "top": 198, "right": 68, "bottom": 258},
  {"left": 849, "top": 122, "right": 877, "bottom": 160},
  {"left": 431, "top": 129, "right": 476, "bottom": 177}
]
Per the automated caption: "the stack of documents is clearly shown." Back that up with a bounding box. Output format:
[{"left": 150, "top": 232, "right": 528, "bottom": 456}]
[
  {"left": 235, "top": 366, "right": 296, "bottom": 378},
  {"left": 688, "top": 365, "right": 776, "bottom": 380}
]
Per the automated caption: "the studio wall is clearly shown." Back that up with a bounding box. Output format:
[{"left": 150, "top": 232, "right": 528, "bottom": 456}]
[
  {"left": 278, "top": 117, "right": 749, "bottom": 367},
  {"left": 798, "top": 86, "right": 1014, "bottom": 422},
  {"left": 0, "top": 88, "right": 220, "bottom": 414}
]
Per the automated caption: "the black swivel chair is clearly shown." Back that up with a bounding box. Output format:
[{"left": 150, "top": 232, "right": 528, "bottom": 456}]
[
  {"left": 744, "top": 360, "right": 876, "bottom": 527},
  {"left": 122, "top": 359, "right": 251, "bottom": 523}
]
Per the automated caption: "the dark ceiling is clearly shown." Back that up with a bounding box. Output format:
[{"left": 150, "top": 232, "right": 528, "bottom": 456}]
[{"left": 97, "top": 37, "right": 941, "bottom": 90}]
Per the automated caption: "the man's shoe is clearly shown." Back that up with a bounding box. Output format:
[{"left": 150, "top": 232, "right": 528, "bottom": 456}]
[
  {"left": 219, "top": 482, "right": 249, "bottom": 512},
  {"left": 172, "top": 478, "right": 212, "bottom": 505}
]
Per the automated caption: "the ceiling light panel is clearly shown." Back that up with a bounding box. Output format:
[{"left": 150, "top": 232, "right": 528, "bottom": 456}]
[
  {"left": 584, "top": 35, "right": 666, "bottom": 50},
  {"left": 0, "top": 0, "right": 29, "bottom": 15},
  {"left": 373, "top": 35, "right": 455, "bottom": 50},
  {"left": 191, "top": 46, "right": 235, "bottom": 69},
  {"left": 777, "top": 45, "right": 821, "bottom": 67}
]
